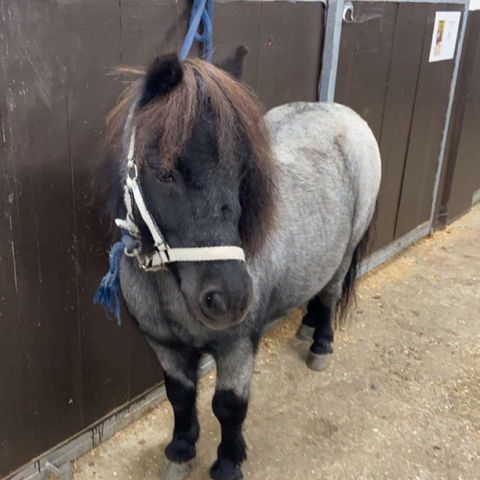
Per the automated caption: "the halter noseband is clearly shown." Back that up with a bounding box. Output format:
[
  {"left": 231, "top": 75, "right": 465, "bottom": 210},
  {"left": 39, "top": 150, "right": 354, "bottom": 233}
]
[{"left": 114, "top": 126, "right": 246, "bottom": 272}]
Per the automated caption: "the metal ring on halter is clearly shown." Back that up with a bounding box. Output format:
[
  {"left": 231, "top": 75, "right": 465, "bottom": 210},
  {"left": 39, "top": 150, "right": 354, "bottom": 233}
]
[
  {"left": 127, "top": 162, "right": 138, "bottom": 181},
  {"left": 123, "top": 236, "right": 142, "bottom": 258},
  {"left": 124, "top": 245, "right": 141, "bottom": 258}
]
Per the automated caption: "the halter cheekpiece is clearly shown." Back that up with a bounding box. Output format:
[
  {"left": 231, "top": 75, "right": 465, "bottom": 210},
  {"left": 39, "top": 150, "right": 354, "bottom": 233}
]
[{"left": 114, "top": 126, "right": 246, "bottom": 272}]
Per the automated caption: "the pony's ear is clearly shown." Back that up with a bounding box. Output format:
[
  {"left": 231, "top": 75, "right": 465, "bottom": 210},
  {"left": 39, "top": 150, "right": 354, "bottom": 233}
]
[
  {"left": 216, "top": 46, "right": 248, "bottom": 80},
  {"left": 138, "top": 53, "right": 183, "bottom": 107}
]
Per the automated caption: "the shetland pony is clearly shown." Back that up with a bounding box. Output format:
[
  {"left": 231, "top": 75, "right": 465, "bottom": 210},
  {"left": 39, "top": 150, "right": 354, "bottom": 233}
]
[{"left": 100, "top": 52, "right": 381, "bottom": 480}]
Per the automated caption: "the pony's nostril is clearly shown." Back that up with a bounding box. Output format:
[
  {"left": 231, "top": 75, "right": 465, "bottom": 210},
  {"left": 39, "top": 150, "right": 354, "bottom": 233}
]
[
  {"left": 206, "top": 293, "right": 213, "bottom": 308},
  {"left": 221, "top": 204, "right": 231, "bottom": 218},
  {"left": 201, "top": 289, "right": 229, "bottom": 318}
]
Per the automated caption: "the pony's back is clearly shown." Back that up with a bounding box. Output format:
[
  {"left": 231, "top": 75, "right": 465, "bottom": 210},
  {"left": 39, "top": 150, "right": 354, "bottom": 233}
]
[{"left": 257, "top": 102, "right": 381, "bottom": 321}]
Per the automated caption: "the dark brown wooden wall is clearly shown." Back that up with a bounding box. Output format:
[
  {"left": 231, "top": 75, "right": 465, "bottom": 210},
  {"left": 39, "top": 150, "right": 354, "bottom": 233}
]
[
  {"left": 0, "top": 1, "right": 324, "bottom": 476},
  {"left": 335, "top": 2, "right": 462, "bottom": 250},
  {"left": 439, "top": 10, "right": 480, "bottom": 223}
]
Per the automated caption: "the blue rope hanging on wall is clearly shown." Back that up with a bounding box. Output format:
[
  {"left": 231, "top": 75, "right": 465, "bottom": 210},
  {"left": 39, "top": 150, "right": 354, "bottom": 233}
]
[
  {"left": 180, "top": 0, "right": 214, "bottom": 61},
  {"left": 93, "top": 0, "right": 214, "bottom": 324}
]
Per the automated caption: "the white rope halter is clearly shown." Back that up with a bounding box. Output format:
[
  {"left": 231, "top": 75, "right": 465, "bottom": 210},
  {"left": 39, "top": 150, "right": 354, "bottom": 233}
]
[{"left": 114, "top": 126, "right": 246, "bottom": 271}]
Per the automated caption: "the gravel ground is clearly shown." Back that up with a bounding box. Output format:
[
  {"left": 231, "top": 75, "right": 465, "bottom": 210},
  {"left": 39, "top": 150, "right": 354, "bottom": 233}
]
[{"left": 73, "top": 205, "right": 480, "bottom": 480}]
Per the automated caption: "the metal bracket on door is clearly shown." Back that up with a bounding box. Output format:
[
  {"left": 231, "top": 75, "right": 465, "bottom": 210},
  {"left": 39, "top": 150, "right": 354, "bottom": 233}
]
[
  {"left": 343, "top": 2, "right": 355, "bottom": 23},
  {"left": 318, "top": 0, "right": 344, "bottom": 102},
  {"left": 342, "top": 2, "right": 384, "bottom": 24}
]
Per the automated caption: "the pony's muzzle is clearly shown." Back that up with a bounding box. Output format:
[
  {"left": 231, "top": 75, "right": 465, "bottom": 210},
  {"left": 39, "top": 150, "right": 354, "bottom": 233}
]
[
  {"left": 177, "top": 260, "right": 253, "bottom": 330},
  {"left": 195, "top": 264, "right": 253, "bottom": 330}
]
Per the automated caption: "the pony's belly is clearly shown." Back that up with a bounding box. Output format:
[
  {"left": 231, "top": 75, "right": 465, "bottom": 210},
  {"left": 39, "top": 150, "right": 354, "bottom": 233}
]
[{"left": 266, "top": 264, "right": 337, "bottom": 320}]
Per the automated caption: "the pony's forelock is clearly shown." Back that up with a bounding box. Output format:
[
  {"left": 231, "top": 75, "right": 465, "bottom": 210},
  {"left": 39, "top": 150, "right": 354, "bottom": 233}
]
[{"left": 104, "top": 58, "right": 277, "bottom": 255}]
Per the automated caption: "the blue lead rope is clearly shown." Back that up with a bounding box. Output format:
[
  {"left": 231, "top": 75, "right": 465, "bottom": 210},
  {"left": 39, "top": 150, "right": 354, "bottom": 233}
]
[
  {"left": 93, "top": 0, "right": 214, "bottom": 323},
  {"left": 179, "top": 0, "right": 214, "bottom": 61}
]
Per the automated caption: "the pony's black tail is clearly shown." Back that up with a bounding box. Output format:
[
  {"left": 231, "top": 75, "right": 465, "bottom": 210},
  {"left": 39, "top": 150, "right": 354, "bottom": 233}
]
[{"left": 335, "top": 224, "right": 372, "bottom": 322}]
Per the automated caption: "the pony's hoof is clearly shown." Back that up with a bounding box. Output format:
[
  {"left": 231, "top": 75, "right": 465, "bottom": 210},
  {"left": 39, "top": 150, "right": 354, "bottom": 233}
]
[
  {"left": 306, "top": 351, "right": 331, "bottom": 372},
  {"left": 295, "top": 324, "right": 315, "bottom": 342},
  {"left": 210, "top": 459, "right": 243, "bottom": 480},
  {"left": 159, "top": 459, "right": 193, "bottom": 480}
]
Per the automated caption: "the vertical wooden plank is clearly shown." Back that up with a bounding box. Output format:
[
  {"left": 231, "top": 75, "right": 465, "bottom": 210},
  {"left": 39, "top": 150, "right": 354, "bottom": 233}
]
[
  {"left": 212, "top": 1, "right": 263, "bottom": 93},
  {"left": 443, "top": 11, "right": 480, "bottom": 221},
  {"left": 373, "top": 4, "right": 428, "bottom": 250},
  {"left": 0, "top": 124, "right": 23, "bottom": 477},
  {"left": 0, "top": 5, "right": 23, "bottom": 472},
  {"left": 61, "top": 0, "right": 133, "bottom": 426},
  {"left": 395, "top": 4, "right": 461, "bottom": 237},
  {"left": 258, "top": 1, "right": 324, "bottom": 110},
  {"left": 121, "top": 0, "right": 179, "bottom": 65},
  {"left": 335, "top": 2, "right": 397, "bottom": 142},
  {"left": 0, "top": 0, "right": 83, "bottom": 473}
]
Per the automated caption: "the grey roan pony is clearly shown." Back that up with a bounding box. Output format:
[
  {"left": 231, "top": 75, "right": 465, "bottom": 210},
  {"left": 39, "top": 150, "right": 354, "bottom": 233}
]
[{"left": 100, "top": 52, "right": 381, "bottom": 480}]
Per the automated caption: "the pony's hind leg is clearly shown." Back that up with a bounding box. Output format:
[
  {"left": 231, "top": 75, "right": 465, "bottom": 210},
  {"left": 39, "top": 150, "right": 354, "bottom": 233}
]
[
  {"left": 296, "top": 296, "right": 322, "bottom": 342},
  {"left": 297, "top": 295, "right": 335, "bottom": 371},
  {"left": 306, "top": 243, "right": 361, "bottom": 371}
]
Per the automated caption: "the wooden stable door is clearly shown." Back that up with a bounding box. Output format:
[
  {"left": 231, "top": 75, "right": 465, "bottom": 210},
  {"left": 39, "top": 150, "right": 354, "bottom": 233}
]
[
  {"left": 440, "top": 8, "right": 480, "bottom": 223},
  {"left": 335, "top": 1, "right": 461, "bottom": 252}
]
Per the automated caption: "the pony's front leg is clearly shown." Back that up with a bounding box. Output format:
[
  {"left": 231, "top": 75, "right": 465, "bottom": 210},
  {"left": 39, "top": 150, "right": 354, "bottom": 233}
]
[
  {"left": 149, "top": 342, "right": 201, "bottom": 479},
  {"left": 210, "top": 340, "right": 255, "bottom": 480}
]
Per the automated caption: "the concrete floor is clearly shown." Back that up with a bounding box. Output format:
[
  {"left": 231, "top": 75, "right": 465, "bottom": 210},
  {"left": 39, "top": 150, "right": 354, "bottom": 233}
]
[{"left": 73, "top": 205, "right": 480, "bottom": 480}]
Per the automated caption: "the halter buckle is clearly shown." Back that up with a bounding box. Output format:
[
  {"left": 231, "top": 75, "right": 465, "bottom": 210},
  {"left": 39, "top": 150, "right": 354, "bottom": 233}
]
[{"left": 138, "top": 250, "right": 169, "bottom": 272}]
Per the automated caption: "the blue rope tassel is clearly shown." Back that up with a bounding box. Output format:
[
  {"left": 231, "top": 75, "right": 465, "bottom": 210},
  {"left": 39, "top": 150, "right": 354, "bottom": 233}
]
[
  {"left": 93, "top": 238, "right": 127, "bottom": 325},
  {"left": 94, "top": 0, "right": 213, "bottom": 323}
]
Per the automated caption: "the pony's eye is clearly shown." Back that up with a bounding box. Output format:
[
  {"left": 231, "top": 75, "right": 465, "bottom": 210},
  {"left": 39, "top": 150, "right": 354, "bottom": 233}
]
[
  {"left": 157, "top": 170, "right": 175, "bottom": 183},
  {"left": 145, "top": 158, "right": 175, "bottom": 184}
]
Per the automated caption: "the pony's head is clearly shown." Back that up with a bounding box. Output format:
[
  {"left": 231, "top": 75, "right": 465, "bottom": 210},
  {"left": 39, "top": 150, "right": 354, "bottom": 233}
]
[{"left": 104, "top": 52, "right": 276, "bottom": 330}]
